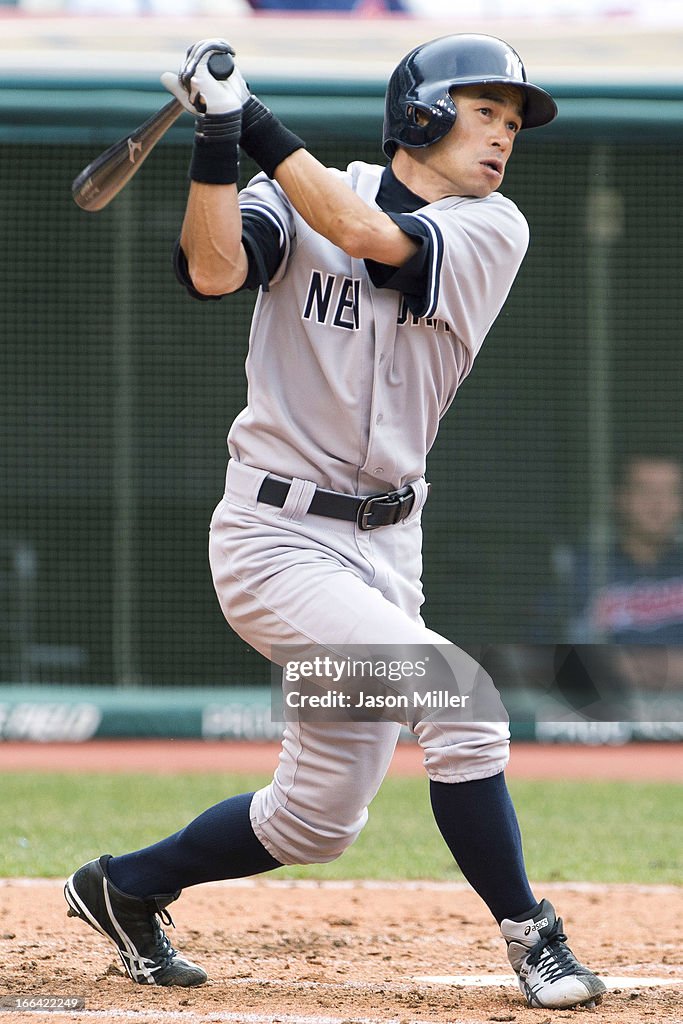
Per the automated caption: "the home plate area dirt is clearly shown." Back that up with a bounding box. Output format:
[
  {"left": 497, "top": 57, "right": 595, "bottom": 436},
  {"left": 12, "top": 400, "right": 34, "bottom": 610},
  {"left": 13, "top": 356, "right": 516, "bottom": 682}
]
[{"left": 1, "top": 879, "right": 682, "bottom": 1024}]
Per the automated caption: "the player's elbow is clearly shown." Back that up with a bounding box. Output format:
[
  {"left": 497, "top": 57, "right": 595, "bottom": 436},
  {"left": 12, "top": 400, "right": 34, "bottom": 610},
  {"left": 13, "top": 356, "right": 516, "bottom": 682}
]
[
  {"left": 339, "top": 219, "right": 376, "bottom": 260},
  {"left": 326, "top": 208, "right": 380, "bottom": 261},
  {"left": 344, "top": 237, "right": 371, "bottom": 261},
  {"left": 336, "top": 211, "right": 413, "bottom": 266},
  {"left": 188, "top": 260, "right": 245, "bottom": 296},
  {"left": 180, "top": 235, "right": 249, "bottom": 296}
]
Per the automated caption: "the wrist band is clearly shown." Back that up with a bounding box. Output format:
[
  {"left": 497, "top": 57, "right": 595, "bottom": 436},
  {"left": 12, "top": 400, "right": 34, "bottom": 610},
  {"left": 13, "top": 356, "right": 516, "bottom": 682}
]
[
  {"left": 189, "top": 111, "right": 241, "bottom": 185},
  {"left": 240, "top": 96, "right": 305, "bottom": 179}
]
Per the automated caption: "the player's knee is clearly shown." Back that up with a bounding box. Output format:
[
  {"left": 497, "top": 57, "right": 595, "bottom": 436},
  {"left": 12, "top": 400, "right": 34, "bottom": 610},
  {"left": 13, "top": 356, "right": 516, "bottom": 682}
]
[
  {"left": 289, "top": 821, "right": 362, "bottom": 864},
  {"left": 253, "top": 800, "right": 367, "bottom": 865},
  {"left": 418, "top": 722, "right": 510, "bottom": 782}
]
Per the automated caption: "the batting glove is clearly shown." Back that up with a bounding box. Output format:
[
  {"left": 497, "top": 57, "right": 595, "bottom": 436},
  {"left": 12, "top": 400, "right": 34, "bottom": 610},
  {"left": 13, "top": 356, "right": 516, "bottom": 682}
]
[{"left": 161, "top": 39, "right": 250, "bottom": 116}]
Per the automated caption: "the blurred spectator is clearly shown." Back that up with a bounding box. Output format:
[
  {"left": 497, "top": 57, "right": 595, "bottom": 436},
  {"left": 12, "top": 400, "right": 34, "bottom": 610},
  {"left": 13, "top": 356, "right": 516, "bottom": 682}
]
[
  {"left": 245, "top": 0, "right": 408, "bottom": 11},
  {"left": 0, "top": 536, "right": 38, "bottom": 682},
  {"left": 534, "top": 452, "right": 683, "bottom": 646},
  {"left": 61, "top": 0, "right": 405, "bottom": 10},
  {"left": 64, "top": 0, "right": 208, "bottom": 13}
]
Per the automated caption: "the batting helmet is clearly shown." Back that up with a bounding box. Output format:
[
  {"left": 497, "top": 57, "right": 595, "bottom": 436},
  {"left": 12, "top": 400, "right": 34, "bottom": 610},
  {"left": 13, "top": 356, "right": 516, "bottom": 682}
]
[{"left": 382, "top": 34, "right": 557, "bottom": 158}]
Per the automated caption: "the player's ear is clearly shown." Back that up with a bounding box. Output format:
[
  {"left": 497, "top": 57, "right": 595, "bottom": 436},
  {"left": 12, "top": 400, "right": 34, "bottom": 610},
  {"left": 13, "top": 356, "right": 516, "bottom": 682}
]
[{"left": 410, "top": 107, "right": 431, "bottom": 128}]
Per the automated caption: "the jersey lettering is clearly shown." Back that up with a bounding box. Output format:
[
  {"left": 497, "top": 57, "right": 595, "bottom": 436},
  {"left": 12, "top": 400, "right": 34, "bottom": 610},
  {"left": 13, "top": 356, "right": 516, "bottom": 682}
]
[
  {"left": 334, "top": 278, "right": 361, "bottom": 330},
  {"left": 303, "top": 271, "right": 361, "bottom": 331},
  {"left": 302, "top": 271, "right": 335, "bottom": 323},
  {"left": 397, "top": 297, "right": 451, "bottom": 333}
]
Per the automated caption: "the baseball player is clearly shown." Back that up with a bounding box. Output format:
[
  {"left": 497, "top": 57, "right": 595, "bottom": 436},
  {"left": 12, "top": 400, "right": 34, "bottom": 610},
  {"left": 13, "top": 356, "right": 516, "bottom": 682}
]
[{"left": 64, "top": 35, "right": 606, "bottom": 1010}]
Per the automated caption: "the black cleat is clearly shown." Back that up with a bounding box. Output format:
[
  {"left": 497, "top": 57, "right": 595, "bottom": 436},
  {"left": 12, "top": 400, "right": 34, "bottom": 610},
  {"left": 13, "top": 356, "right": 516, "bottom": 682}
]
[{"left": 64, "top": 855, "right": 207, "bottom": 986}]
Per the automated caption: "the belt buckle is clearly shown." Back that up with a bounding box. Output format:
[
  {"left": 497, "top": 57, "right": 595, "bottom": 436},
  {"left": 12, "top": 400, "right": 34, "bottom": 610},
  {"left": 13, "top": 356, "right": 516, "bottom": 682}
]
[
  {"left": 357, "top": 494, "right": 386, "bottom": 531},
  {"left": 357, "top": 488, "right": 413, "bottom": 531}
]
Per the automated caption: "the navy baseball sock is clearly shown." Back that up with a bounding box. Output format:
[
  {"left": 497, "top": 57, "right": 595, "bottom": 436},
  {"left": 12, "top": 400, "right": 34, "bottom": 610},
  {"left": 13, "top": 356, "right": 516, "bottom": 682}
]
[
  {"left": 107, "top": 792, "right": 281, "bottom": 897},
  {"left": 429, "top": 772, "right": 537, "bottom": 924}
]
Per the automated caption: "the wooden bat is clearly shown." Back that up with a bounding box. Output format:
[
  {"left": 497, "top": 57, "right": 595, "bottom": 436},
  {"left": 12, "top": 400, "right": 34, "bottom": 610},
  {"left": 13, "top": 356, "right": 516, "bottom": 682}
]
[
  {"left": 72, "top": 99, "right": 184, "bottom": 212},
  {"left": 72, "top": 52, "right": 234, "bottom": 213}
]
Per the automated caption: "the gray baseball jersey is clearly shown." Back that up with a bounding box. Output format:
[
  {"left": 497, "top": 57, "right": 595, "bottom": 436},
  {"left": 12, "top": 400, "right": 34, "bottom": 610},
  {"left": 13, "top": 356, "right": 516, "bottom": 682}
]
[{"left": 227, "top": 160, "right": 529, "bottom": 494}]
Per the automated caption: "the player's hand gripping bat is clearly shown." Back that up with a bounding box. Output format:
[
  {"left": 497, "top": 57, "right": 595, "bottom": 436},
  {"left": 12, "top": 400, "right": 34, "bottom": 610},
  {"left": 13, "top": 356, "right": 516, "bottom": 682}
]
[{"left": 71, "top": 51, "right": 235, "bottom": 213}]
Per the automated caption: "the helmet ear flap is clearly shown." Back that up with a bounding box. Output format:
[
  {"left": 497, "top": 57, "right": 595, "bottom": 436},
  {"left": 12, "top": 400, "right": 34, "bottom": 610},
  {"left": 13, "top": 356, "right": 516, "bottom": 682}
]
[{"left": 403, "top": 97, "right": 457, "bottom": 146}]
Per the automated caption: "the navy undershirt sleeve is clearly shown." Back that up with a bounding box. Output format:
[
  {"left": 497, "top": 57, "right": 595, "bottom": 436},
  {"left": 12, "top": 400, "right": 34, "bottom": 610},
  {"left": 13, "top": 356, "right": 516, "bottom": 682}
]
[
  {"left": 240, "top": 211, "right": 284, "bottom": 291},
  {"left": 364, "top": 213, "right": 434, "bottom": 317}
]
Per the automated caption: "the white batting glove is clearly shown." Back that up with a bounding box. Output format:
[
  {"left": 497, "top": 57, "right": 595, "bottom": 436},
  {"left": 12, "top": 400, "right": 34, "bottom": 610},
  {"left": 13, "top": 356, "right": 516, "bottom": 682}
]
[{"left": 161, "top": 39, "right": 250, "bottom": 116}]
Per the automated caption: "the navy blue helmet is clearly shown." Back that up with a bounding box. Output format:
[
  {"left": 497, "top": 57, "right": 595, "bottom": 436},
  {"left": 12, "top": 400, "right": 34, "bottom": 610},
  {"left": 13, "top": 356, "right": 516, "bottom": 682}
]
[{"left": 383, "top": 34, "right": 557, "bottom": 158}]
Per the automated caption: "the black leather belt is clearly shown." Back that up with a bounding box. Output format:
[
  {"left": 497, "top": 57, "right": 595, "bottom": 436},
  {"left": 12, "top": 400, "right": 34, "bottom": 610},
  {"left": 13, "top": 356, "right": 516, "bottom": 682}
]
[{"left": 257, "top": 476, "right": 418, "bottom": 531}]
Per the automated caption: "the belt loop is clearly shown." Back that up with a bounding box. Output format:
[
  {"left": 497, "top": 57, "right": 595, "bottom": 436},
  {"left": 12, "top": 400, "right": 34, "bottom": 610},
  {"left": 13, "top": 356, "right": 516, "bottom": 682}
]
[
  {"left": 277, "top": 477, "right": 317, "bottom": 523},
  {"left": 404, "top": 478, "right": 430, "bottom": 522},
  {"left": 226, "top": 460, "right": 268, "bottom": 510}
]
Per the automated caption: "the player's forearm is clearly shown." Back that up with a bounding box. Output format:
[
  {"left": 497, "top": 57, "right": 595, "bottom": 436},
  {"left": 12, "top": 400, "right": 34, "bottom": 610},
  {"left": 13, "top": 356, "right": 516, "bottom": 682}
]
[
  {"left": 180, "top": 181, "right": 249, "bottom": 295},
  {"left": 274, "top": 150, "right": 418, "bottom": 267}
]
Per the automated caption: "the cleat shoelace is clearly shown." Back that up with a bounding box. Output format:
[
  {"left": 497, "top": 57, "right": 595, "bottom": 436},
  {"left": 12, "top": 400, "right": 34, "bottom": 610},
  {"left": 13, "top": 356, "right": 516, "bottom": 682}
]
[
  {"left": 134, "top": 907, "right": 177, "bottom": 973},
  {"left": 152, "top": 912, "right": 176, "bottom": 967},
  {"left": 526, "top": 918, "right": 581, "bottom": 983}
]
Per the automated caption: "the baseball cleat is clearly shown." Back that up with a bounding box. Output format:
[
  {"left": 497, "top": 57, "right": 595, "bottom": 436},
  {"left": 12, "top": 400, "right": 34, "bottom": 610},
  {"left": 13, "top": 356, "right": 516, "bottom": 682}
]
[
  {"left": 64, "top": 855, "right": 207, "bottom": 986},
  {"left": 500, "top": 898, "right": 606, "bottom": 1009}
]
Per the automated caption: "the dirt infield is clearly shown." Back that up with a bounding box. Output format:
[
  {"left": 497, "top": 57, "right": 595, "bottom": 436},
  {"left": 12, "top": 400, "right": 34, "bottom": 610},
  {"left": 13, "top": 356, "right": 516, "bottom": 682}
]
[
  {"left": 1, "top": 739, "right": 682, "bottom": 780},
  {"left": 1, "top": 878, "right": 682, "bottom": 1024},
  {"left": 2, "top": 741, "right": 682, "bottom": 1023}
]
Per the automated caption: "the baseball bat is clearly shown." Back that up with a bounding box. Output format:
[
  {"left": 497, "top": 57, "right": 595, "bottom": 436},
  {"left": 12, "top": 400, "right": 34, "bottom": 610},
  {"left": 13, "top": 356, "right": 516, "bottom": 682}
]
[{"left": 72, "top": 51, "right": 234, "bottom": 213}]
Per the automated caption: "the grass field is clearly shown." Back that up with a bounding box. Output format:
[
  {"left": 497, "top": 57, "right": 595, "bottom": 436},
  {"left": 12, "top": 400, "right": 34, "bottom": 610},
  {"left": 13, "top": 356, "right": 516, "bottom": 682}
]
[{"left": 1, "top": 772, "right": 681, "bottom": 883}]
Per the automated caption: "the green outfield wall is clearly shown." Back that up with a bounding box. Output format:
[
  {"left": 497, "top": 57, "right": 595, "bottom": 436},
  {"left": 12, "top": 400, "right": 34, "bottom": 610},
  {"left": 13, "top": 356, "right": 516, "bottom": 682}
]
[{"left": 1, "top": 684, "right": 680, "bottom": 743}]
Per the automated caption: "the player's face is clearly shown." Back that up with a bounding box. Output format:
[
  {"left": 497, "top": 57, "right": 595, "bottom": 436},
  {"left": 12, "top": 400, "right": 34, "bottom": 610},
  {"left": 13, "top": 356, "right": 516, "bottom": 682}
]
[
  {"left": 396, "top": 85, "right": 524, "bottom": 201},
  {"left": 440, "top": 85, "right": 523, "bottom": 197},
  {"left": 616, "top": 459, "right": 683, "bottom": 547}
]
